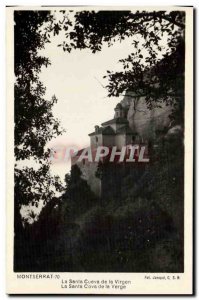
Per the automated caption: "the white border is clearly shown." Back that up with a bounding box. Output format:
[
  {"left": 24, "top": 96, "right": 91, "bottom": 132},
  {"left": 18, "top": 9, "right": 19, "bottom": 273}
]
[{"left": 1, "top": 2, "right": 196, "bottom": 298}]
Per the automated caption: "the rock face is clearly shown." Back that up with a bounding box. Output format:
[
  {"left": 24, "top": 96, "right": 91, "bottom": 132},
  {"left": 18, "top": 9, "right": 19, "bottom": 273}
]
[
  {"left": 121, "top": 91, "right": 173, "bottom": 141},
  {"left": 71, "top": 91, "right": 176, "bottom": 198},
  {"left": 71, "top": 152, "right": 101, "bottom": 196}
]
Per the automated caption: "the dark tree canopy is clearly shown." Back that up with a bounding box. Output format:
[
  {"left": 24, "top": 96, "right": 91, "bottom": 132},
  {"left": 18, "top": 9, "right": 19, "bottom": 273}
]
[
  {"left": 15, "top": 11, "right": 63, "bottom": 161},
  {"left": 14, "top": 11, "right": 64, "bottom": 232},
  {"left": 56, "top": 10, "right": 185, "bottom": 120},
  {"left": 63, "top": 165, "right": 97, "bottom": 218}
]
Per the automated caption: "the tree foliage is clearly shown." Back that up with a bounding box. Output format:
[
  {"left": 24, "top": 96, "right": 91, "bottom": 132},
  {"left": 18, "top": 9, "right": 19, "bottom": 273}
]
[
  {"left": 14, "top": 11, "right": 64, "bottom": 237},
  {"left": 63, "top": 165, "right": 97, "bottom": 218},
  {"left": 15, "top": 11, "right": 63, "bottom": 161},
  {"left": 57, "top": 10, "right": 185, "bottom": 118}
]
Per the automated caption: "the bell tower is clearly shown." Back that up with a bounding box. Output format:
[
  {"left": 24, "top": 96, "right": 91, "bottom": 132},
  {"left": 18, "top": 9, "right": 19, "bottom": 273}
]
[{"left": 114, "top": 103, "right": 125, "bottom": 118}]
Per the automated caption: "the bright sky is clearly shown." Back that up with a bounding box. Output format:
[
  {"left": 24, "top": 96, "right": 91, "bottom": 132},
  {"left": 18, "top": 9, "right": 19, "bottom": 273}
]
[
  {"left": 37, "top": 10, "right": 172, "bottom": 180},
  {"left": 21, "top": 34, "right": 146, "bottom": 220},
  {"left": 38, "top": 31, "right": 136, "bottom": 179}
]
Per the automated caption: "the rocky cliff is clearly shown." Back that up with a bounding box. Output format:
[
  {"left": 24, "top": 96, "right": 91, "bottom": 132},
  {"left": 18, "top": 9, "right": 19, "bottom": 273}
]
[{"left": 121, "top": 91, "right": 173, "bottom": 141}]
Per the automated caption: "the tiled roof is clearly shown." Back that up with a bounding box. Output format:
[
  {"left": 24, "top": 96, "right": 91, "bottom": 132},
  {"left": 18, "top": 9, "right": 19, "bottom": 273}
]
[
  {"left": 88, "top": 125, "right": 115, "bottom": 136},
  {"left": 101, "top": 117, "right": 128, "bottom": 126},
  {"left": 89, "top": 124, "right": 137, "bottom": 136}
]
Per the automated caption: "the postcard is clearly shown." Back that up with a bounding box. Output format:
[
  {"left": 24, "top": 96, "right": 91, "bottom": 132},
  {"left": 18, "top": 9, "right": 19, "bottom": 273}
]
[{"left": 6, "top": 6, "right": 193, "bottom": 294}]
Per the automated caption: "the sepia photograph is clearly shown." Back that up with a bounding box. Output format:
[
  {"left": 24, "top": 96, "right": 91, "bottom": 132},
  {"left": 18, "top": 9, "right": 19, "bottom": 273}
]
[{"left": 6, "top": 5, "right": 193, "bottom": 294}]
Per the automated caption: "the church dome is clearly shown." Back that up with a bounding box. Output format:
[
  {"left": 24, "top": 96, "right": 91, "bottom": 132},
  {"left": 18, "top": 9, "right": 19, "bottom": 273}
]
[
  {"left": 114, "top": 103, "right": 125, "bottom": 119},
  {"left": 115, "top": 103, "right": 123, "bottom": 110}
]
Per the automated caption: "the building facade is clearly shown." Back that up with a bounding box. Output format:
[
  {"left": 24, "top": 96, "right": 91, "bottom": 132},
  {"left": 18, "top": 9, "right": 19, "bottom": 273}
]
[{"left": 71, "top": 103, "right": 139, "bottom": 196}]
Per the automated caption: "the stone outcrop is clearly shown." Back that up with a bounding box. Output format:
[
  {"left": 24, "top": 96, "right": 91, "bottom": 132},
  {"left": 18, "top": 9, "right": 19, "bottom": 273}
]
[{"left": 121, "top": 91, "right": 173, "bottom": 141}]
